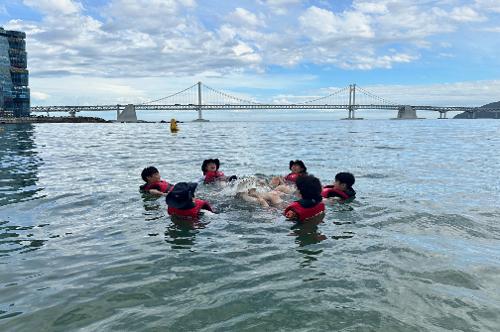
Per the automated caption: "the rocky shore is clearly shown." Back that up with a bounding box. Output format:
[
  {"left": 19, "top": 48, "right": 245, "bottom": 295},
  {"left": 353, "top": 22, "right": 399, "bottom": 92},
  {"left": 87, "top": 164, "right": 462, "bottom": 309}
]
[{"left": 0, "top": 116, "right": 111, "bottom": 123}]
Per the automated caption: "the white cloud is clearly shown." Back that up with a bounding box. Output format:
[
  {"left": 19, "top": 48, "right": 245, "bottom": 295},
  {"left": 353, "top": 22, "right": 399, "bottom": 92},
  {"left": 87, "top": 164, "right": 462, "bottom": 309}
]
[
  {"left": 228, "top": 8, "right": 264, "bottom": 27},
  {"left": 258, "top": 0, "right": 301, "bottom": 15},
  {"left": 353, "top": 1, "right": 388, "bottom": 14},
  {"left": 22, "top": 0, "right": 82, "bottom": 15},
  {"left": 31, "top": 91, "right": 50, "bottom": 101},
  {"left": 299, "top": 6, "right": 374, "bottom": 40},
  {"left": 338, "top": 53, "right": 418, "bottom": 70},
  {"left": 474, "top": 0, "right": 500, "bottom": 13},
  {"left": 479, "top": 26, "right": 500, "bottom": 32},
  {"left": 449, "top": 6, "right": 486, "bottom": 22},
  {"left": 360, "top": 80, "right": 500, "bottom": 106}
]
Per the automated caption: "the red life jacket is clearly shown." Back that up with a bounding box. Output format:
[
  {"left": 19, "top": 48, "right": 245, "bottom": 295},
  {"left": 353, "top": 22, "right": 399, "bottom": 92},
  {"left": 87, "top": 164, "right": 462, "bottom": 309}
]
[
  {"left": 321, "top": 186, "right": 350, "bottom": 200},
  {"left": 167, "top": 199, "right": 213, "bottom": 218},
  {"left": 284, "top": 201, "right": 325, "bottom": 223},
  {"left": 204, "top": 171, "right": 225, "bottom": 183},
  {"left": 284, "top": 172, "right": 305, "bottom": 183},
  {"left": 144, "top": 180, "right": 173, "bottom": 193}
]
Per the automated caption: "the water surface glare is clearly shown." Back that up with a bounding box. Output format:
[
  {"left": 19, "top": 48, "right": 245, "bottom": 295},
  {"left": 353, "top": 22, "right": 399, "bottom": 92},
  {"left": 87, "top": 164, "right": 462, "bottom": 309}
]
[{"left": 1, "top": 120, "right": 500, "bottom": 331}]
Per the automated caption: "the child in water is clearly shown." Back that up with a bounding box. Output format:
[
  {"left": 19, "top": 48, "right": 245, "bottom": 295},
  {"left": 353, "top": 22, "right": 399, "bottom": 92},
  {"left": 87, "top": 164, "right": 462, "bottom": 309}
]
[
  {"left": 140, "top": 166, "right": 174, "bottom": 196},
  {"left": 166, "top": 182, "right": 213, "bottom": 219},
  {"left": 285, "top": 160, "right": 308, "bottom": 182},
  {"left": 268, "top": 160, "right": 308, "bottom": 194},
  {"left": 235, "top": 177, "right": 284, "bottom": 208},
  {"left": 321, "top": 172, "right": 356, "bottom": 202},
  {"left": 201, "top": 158, "right": 237, "bottom": 184},
  {"left": 284, "top": 175, "right": 325, "bottom": 223}
]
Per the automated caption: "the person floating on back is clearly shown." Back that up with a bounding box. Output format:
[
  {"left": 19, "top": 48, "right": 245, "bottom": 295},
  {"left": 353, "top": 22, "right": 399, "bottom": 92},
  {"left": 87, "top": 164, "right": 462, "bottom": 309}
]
[
  {"left": 284, "top": 160, "right": 308, "bottom": 183},
  {"left": 321, "top": 172, "right": 356, "bottom": 202},
  {"left": 284, "top": 175, "right": 325, "bottom": 223},
  {"left": 166, "top": 182, "right": 213, "bottom": 219},
  {"left": 140, "top": 166, "right": 174, "bottom": 196},
  {"left": 201, "top": 158, "right": 237, "bottom": 184}
]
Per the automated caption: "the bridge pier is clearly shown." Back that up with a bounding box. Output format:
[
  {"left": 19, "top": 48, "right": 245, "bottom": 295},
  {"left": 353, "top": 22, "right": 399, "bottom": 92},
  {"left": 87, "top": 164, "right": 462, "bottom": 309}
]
[
  {"left": 466, "top": 111, "right": 476, "bottom": 119},
  {"left": 117, "top": 104, "right": 138, "bottom": 122},
  {"left": 396, "top": 105, "right": 418, "bottom": 119},
  {"left": 69, "top": 110, "right": 76, "bottom": 118},
  {"left": 438, "top": 111, "right": 447, "bottom": 119}
]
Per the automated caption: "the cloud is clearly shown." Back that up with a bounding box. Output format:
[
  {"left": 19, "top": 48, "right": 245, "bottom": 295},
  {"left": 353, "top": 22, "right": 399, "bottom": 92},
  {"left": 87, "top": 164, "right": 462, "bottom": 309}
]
[
  {"left": 449, "top": 6, "right": 486, "bottom": 22},
  {"left": 299, "top": 6, "right": 373, "bottom": 39},
  {"left": 474, "top": 0, "right": 500, "bottom": 13},
  {"left": 479, "top": 26, "right": 500, "bottom": 32},
  {"left": 257, "top": 0, "right": 301, "bottom": 15},
  {"left": 22, "top": 0, "right": 82, "bottom": 15},
  {"left": 338, "top": 53, "right": 419, "bottom": 70},
  {"left": 227, "top": 8, "right": 264, "bottom": 27},
  {"left": 9, "top": 0, "right": 497, "bottom": 78},
  {"left": 31, "top": 91, "right": 50, "bottom": 101},
  {"left": 359, "top": 80, "right": 500, "bottom": 106},
  {"left": 353, "top": 1, "right": 388, "bottom": 14}
]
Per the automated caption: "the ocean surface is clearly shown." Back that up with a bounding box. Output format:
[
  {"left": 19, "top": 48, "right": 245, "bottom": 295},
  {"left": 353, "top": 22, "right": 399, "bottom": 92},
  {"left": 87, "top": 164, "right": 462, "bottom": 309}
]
[{"left": 1, "top": 119, "right": 499, "bottom": 331}]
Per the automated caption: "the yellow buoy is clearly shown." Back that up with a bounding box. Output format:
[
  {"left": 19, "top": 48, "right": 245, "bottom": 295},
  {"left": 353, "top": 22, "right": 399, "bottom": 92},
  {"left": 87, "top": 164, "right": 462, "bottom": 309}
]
[{"left": 170, "top": 118, "right": 179, "bottom": 132}]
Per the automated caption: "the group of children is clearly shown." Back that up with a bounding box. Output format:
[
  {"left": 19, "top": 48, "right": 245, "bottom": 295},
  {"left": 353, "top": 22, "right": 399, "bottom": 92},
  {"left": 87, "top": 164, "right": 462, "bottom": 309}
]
[{"left": 140, "top": 159, "right": 356, "bottom": 224}]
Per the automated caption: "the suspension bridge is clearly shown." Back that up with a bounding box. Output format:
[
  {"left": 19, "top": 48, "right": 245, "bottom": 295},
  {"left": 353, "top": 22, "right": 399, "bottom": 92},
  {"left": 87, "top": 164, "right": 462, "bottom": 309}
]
[{"left": 30, "top": 82, "right": 500, "bottom": 121}]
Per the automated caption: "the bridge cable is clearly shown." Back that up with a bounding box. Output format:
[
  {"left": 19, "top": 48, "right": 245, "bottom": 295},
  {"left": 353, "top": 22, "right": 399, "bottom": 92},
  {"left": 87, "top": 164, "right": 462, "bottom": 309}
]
[{"left": 139, "top": 83, "right": 199, "bottom": 105}]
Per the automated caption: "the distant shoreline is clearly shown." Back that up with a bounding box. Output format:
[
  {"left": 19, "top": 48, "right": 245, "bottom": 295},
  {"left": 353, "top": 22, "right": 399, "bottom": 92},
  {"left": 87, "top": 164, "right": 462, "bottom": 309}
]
[{"left": 0, "top": 116, "right": 111, "bottom": 124}]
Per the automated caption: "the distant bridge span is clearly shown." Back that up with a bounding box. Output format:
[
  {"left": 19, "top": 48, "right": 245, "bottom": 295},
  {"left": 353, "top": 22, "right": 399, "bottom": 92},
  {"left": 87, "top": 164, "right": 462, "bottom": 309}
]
[{"left": 30, "top": 83, "right": 500, "bottom": 120}]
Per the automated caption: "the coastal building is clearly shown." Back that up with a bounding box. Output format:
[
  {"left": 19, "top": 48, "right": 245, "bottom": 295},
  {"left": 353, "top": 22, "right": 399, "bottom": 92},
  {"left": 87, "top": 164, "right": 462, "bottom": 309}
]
[{"left": 0, "top": 27, "right": 29, "bottom": 117}]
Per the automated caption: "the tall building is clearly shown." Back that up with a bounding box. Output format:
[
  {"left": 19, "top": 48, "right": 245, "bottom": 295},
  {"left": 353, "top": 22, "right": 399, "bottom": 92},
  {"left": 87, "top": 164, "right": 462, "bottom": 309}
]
[{"left": 0, "top": 27, "right": 30, "bottom": 117}]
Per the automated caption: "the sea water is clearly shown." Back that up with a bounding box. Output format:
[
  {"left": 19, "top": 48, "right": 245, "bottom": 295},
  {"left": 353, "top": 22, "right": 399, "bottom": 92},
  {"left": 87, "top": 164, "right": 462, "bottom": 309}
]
[{"left": 1, "top": 119, "right": 499, "bottom": 331}]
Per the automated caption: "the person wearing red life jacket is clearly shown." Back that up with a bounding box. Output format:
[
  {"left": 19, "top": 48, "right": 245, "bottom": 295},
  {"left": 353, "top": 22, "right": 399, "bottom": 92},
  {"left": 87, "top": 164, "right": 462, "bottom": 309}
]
[
  {"left": 201, "top": 158, "right": 237, "bottom": 184},
  {"left": 140, "top": 166, "right": 174, "bottom": 196},
  {"left": 284, "top": 160, "right": 308, "bottom": 183},
  {"left": 166, "top": 182, "right": 213, "bottom": 219},
  {"left": 321, "top": 172, "right": 356, "bottom": 202},
  {"left": 284, "top": 175, "right": 325, "bottom": 223}
]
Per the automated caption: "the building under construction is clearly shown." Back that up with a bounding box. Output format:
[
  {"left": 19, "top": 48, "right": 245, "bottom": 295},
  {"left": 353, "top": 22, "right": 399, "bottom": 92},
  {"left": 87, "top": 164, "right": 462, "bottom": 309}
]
[{"left": 0, "top": 27, "right": 30, "bottom": 117}]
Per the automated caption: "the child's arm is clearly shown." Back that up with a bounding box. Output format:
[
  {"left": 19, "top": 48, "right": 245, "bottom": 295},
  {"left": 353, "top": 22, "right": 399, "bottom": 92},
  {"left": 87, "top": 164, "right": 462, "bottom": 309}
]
[{"left": 149, "top": 189, "right": 167, "bottom": 196}]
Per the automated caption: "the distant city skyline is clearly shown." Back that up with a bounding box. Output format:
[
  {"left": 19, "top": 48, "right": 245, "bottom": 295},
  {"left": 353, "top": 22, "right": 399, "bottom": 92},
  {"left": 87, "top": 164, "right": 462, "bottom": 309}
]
[{"left": 2, "top": 0, "right": 500, "bottom": 107}]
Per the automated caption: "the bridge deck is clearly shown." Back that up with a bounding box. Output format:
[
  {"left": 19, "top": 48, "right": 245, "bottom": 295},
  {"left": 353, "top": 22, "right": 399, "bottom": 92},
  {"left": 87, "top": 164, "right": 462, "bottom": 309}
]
[{"left": 30, "top": 104, "right": 500, "bottom": 112}]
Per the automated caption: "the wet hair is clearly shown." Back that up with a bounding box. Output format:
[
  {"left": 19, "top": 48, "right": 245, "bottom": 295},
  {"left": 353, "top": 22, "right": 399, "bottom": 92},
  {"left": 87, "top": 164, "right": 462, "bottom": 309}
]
[
  {"left": 201, "top": 158, "right": 220, "bottom": 174},
  {"left": 289, "top": 160, "right": 307, "bottom": 173},
  {"left": 335, "top": 172, "right": 355, "bottom": 188},
  {"left": 296, "top": 175, "right": 322, "bottom": 200},
  {"left": 141, "top": 166, "right": 159, "bottom": 182}
]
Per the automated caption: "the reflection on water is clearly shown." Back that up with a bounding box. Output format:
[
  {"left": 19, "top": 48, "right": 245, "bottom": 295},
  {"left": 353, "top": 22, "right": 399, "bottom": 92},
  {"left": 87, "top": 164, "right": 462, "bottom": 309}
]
[
  {"left": 0, "top": 124, "right": 43, "bottom": 206},
  {"left": 0, "top": 220, "right": 47, "bottom": 257},
  {"left": 0, "top": 124, "right": 47, "bottom": 257},
  {"left": 164, "top": 218, "right": 207, "bottom": 250},
  {"left": 290, "top": 215, "right": 327, "bottom": 247}
]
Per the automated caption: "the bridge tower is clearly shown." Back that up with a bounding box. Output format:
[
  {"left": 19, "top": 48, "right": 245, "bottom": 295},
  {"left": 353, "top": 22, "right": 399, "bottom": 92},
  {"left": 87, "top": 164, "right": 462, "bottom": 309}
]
[
  {"left": 346, "top": 84, "right": 361, "bottom": 119},
  {"left": 194, "top": 81, "right": 208, "bottom": 122}
]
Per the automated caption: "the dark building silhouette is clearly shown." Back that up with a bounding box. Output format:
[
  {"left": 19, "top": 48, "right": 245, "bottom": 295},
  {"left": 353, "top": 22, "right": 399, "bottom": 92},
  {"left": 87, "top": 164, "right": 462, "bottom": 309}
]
[{"left": 0, "top": 27, "right": 30, "bottom": 117}]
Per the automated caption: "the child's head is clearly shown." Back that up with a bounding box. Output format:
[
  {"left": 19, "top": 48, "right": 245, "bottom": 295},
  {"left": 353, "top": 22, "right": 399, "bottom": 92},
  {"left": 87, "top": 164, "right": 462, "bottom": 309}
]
[
  {"left": 334, "top": 172, "right": 355, "bottom": 190},
  {"left": 289, "top": 160, "right": 307, "bottom": 174},
  {"left": 141, "top": 166, "right": 160, "bottom": 183},
  {"left": 296, "top": 175, "right": 322, "bottom": 201},
  {"left": 166, "top": 182, "right": 197, "bottom": 209},
  {"left": 201, "top": 159, "right": 220, "bottom": 174}
]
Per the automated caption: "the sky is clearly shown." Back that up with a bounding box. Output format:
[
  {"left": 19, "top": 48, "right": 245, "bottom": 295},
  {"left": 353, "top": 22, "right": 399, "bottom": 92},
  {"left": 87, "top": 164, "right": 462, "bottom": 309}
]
[{"left": 2, "top": 0, "right": 500, "bottom": 111}]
